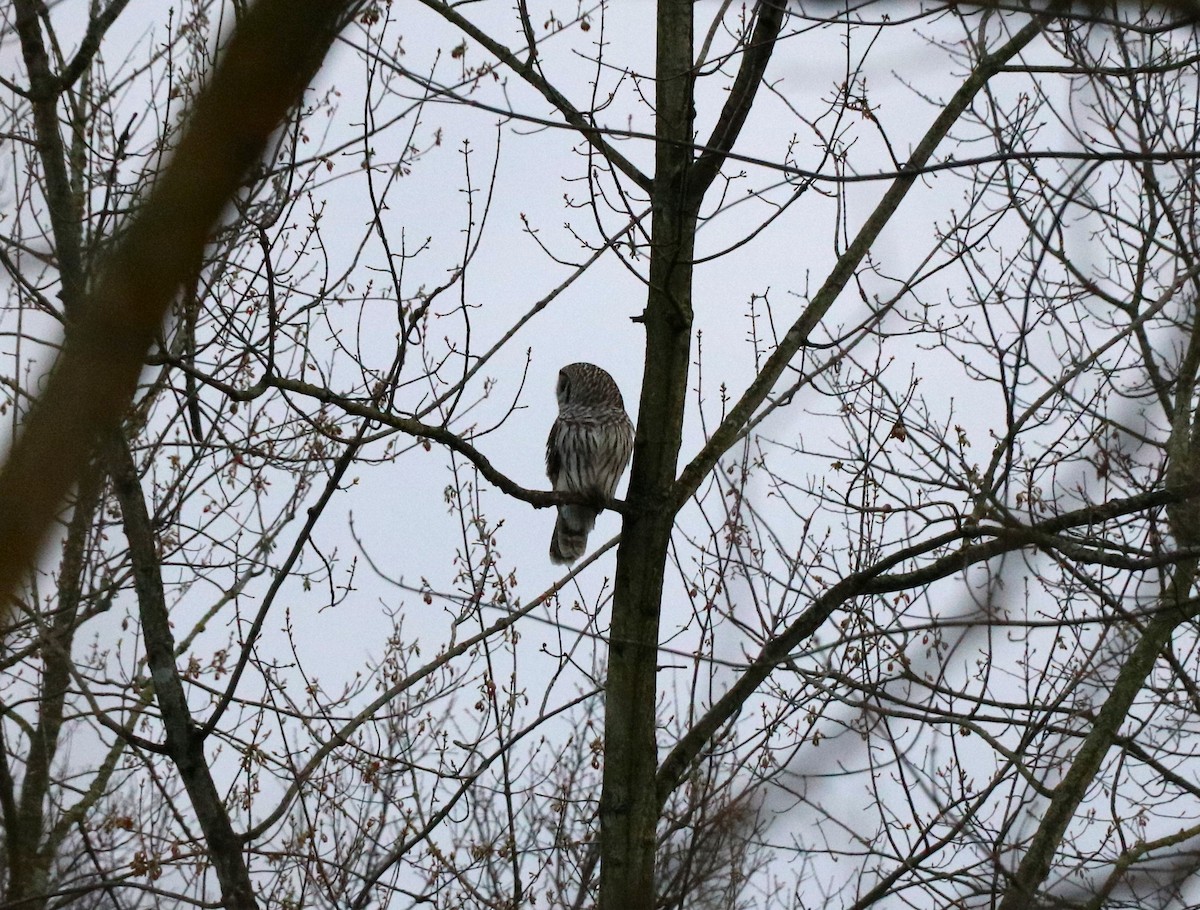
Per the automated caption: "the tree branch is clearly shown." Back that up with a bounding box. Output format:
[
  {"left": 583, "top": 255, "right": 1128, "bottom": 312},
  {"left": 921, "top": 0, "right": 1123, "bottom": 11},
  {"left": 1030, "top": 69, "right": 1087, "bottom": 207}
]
[
  {"left": 414, "top": 0, "right": 652, "bottom": 192},
  {"left": 12, "top": 0, "right": 86, "bottom": 314},
  {"left": 58, "top": 0, "right": 133, "bottom": 93},
  {"left": 656, "top": 483, "right": 1200, "bottom": 806},
  {"left": 689, "top": 0, "right": 787, "bottom": 202},
  {"left": 162, "top": 362, "right": 630, "bottom": 513},
  {"left": 0, "top": 0, "right": 358, "bottom": 637},
  {"left": 998, "top": 555, "right": 1200, "bottom": 908},
  {"left": 109, "top": 436, "right": 259, "bottom": 910},
  {"left": 669, "top": 11, "right": 1055, "bottom": 514}
]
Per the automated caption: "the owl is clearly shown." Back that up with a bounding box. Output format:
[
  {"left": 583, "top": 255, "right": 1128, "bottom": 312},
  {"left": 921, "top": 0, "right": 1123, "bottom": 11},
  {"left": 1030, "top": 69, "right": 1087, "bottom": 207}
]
[{"left": 545, "top": 363, "right": 635, "bottom": 564}]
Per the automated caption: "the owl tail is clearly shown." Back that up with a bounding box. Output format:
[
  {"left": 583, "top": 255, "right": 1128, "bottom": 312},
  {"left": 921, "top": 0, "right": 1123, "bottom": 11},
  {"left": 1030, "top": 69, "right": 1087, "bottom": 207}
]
[{"left": 550, "top": 504, "right": 597, "bottom": 565}]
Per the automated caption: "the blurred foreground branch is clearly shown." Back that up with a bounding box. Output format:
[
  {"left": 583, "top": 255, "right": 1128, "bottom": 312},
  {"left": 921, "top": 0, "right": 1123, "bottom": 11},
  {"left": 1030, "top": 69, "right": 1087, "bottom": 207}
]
[{"left": 0, "top": 0, "right": 357, "bottom": 638}]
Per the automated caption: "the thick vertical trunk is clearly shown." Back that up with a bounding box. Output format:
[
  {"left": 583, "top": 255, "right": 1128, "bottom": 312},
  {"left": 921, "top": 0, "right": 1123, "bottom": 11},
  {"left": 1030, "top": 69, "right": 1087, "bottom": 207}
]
[{"left": 597, "top": 1, "right": 695, "bottom": 908}]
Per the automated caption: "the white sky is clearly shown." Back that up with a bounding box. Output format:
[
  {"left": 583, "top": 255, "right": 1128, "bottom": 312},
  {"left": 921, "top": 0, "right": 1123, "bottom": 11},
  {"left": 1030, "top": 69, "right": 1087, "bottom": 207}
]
[{"left": 4, "top": 0, "right": 1197, "bottom": 905}]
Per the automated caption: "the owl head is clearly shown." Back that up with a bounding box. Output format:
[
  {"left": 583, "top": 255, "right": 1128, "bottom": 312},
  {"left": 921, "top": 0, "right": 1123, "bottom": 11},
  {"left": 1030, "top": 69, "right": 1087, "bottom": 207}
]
[{"left": 556, "top": 362, "right": 626, "bottom": 411}]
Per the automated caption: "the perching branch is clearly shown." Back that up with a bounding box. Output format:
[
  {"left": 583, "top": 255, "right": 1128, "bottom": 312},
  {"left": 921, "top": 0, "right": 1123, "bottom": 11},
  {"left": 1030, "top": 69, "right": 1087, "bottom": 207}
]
[{"left": 163, "top": 363, "right": 631, "bottom": 514}]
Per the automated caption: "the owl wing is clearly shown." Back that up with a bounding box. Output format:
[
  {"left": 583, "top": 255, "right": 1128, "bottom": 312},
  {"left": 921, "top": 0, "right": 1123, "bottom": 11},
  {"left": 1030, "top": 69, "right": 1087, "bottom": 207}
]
[{"left": 546, "top": 418, "right": 564, "bottom": 487}]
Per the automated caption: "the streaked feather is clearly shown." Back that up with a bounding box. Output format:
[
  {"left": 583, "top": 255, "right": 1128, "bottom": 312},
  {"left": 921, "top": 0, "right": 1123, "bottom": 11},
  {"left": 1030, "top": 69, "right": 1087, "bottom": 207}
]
[{"left": 545, "top": 363, "right": 634, "bottom": 564}]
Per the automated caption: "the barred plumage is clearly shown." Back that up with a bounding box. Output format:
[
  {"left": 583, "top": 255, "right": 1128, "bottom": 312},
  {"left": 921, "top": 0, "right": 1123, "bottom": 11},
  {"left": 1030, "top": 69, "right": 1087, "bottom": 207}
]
[{"left": 545, "top": 363, "right": 634, "bottom": 564}]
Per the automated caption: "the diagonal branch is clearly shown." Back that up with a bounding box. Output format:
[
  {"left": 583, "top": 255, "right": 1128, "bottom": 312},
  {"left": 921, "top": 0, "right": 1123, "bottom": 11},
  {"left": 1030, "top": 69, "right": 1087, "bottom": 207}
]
[
  {"left": 689, "top": 0, "right": 788, "bottom": 203},
  {"left": 240, "top": 539, "right": 616, "bottom": 846},
  {"left": 12, "top": 0, "right": 86, "bottom": 313},
  {"left": 0, "top": 0, "right": 358, "bottom": 637},
  {"left": 163, "top": 362, "right": 630, "bottom": 513},
  {"left": 670, "top": 11, "right": 1056, "bottom": 514},
  {"left": 109, "top": 436, "right": 259, "bottom": 910},
  {"left": 58, "top": 0, "right": 133, "bottom": 92},
  {"left": 414, "top": 0, "right": 652, "bottom": 192},
  {"left": 998, "top": 556, "right": 1200, "bottom": 909},
  {"left": 655, "top": 482, "right": 1200, "bottom": 806}
]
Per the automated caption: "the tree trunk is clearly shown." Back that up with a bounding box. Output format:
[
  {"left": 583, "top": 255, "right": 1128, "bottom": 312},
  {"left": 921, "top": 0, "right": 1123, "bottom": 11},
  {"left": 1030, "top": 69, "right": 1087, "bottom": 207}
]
[{"left": 598, "top": 0, "right": 695, "bottom": 907}]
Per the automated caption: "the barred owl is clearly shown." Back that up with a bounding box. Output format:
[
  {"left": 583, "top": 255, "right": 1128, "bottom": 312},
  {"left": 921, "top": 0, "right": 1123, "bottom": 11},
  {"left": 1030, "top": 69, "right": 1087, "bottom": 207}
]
[{"left": 545, "top": 363, "right": 635, "bottom": 564}]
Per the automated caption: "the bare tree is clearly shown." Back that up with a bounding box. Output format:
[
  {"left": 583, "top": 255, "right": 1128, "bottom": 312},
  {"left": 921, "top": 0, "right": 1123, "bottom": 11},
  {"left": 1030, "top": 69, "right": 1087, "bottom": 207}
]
[{"left": 5, "top": 0, "right": 1200, "bottom": 909}]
